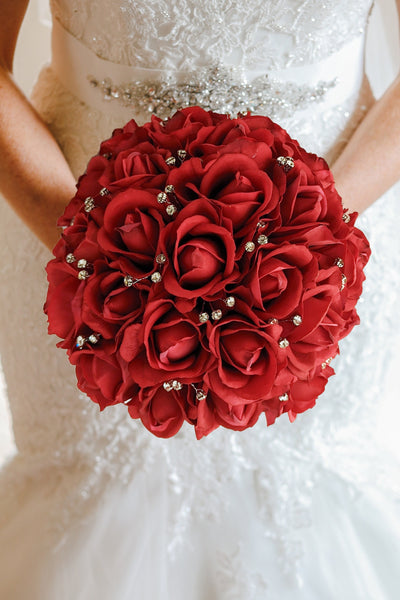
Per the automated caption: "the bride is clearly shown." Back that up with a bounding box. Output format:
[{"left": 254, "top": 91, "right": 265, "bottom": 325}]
[{"left": 0, "top": 1, "right": 399, "bottom": 598}]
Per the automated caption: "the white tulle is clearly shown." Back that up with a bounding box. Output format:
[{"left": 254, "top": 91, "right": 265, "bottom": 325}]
[{"left": 1, "top": 1, "right": 400, "bottom": 598}]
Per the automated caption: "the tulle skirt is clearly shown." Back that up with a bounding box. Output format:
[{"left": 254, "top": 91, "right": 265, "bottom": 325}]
[{"left": 1, "top": 453, "right": 399, "bottom": 600}]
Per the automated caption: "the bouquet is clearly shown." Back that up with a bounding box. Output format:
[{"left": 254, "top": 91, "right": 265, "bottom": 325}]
[{"left": 45, "top": 107, "right": 370, "bottom": 439}]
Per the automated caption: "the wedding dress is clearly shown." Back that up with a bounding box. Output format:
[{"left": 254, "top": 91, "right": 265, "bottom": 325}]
[{"left": 0, "top": 1, "right": 400, "bottom": 598}]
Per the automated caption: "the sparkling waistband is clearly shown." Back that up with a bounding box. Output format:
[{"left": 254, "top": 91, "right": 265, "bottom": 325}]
[{"left": 51, "top": 18, "right": 366, "bottom": 122}]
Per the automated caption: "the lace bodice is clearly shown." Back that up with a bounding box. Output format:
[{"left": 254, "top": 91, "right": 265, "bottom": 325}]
[
  {"left": 2, "top": 0, "right": 400, "bottom": 589},
  {"left": 50, "top": 0, "right": 373, "bottom": 71}
]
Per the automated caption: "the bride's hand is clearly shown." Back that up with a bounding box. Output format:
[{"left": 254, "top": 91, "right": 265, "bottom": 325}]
[{"left": 0, "top": 0, "right": 76, "bottom": 252}]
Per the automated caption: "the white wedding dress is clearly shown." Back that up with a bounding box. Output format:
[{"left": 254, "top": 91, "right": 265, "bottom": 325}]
[{"left": 1, "top": 1, "right": 400, "bottom": 598}]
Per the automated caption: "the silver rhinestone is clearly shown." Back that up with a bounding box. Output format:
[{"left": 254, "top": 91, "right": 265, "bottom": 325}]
[
  {"left": 172, "top": 380, "right": 182, "bottom": 391},
  {"left": 78, "top": 270, "right": 89, "bottom": 280},
  {"left": 199, "top": 312, "right": 210, "bottom": 323},
  {"left": 292, "top": 314, "right": 302, "bottom": 326},
  {"left": 268, "top": 318, "right": 278, "bottom": 325},
  {"left": 163, "top": 381, "right": 174, "bottom": 392},
  {"left": 257, "top": 220, "right": 266, "bottom": 229},
  {"left": 99, "top": 187, "right": 110, "bottom": 196},
  {"left": 165, "top": 184, "right": 175, "bottom": 193},
  {"left": 277, "top": 156, "right": 294, "bottom": 171},
  {"left": 84, "top": 197, "right": 95, "bottom": 212},
  {"left": 157, "top": 192, "right": 168, "bottom": 203},
  {"left": 257, "top": 234, "right": 269, "bottom": 245},
  {"left": 76, "top": 335, "right": 86, "bottom": 349},
  {"left": 166, "top": 156, "right": 176, "bottom": 166},
  {"left": 151, "top": 272, "right": 162, "bottom": 283},
  {"left": 245, "top": 241, "right": 255, "bottom": 253},
  {"left": 66, "top": 253, "right": 76, "bottom": 264},
  {"left": 342, "top": 213, "right": 351, "bottom": 223},
  {"left": 196, "top": 389, "right": 207, "bottom": 401},
  {"left": 341, "top": 274, "right": 347, "bottom": 290},
  {"left": 166, "top": 204, "right": 177, "bottom": 216},
  {"left": 279, "top": 338, "right": 290, "bottom": 349},
  {"left": 156, "top": 253, "right": 167, "bottom": 264},
  {"left": 88, "top": 334, "right": 100, "bottom": 344},
  {"left": 225, "top": 296, "right": 235, "bottom": 308},
  {"left": 321, "top": 362, "right": 327, "bottom": 370},
  {"left": 177, "top": 149, "right": 187, "bottom": 160},
  {"left": 124, "top": 275, "right": 134, "bottom": 287},
  {"left": 211, "top": 309, "right": 223, "bottom": 321},
  {"left": 335, "top": 258, "right": 344, "bottom": 268},
  {"left": 279, "top": 393, "right": 289, "bottom": 402},
  {"left": 77, "top": 259, "right": 88, "bottom": 269}
]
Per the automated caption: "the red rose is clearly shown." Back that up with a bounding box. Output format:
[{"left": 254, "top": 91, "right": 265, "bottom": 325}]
[
  {"left": 199, "top": 152, "right": 279, "bottom": 236},
  {"left": 160, "top": 199, "right": 238, "bottom": 309},
  {"left": 82, "top": 263, "right": 148, "bottom": 339},
  {"left": 126, "top": 298, "right": 213, "bottom": 386},
  {"left": 71, "top": 343, "right": 136, "bottom": 410},
  {"left": 145, "top": 106, "right": 215, "bottom": 152},
  {"left": 99, "top": 119, "right": 151, "bottom": 157},
  {"left": 211, "top": 390, "right": 262, "bottom": 431},
  {"left": 236, "top": 243, "right": 318, "bottom": 318},
  {"left": 134, "top": 385, "right": 185, "bottom": 438},
  {"left": 45, "top": 258, "right": 85, "bottom": 344},
  {"left": 206, "top": 308, "right": 282, "bottom": 404},
  {"left": 97, "top": 189, "right": 165, "bottom": 276}
]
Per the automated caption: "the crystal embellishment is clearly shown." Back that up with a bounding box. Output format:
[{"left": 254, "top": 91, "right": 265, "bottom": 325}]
[
  {"left": 342, "top": 213, "right": 351, "bottom": 223},
  {"left": 76, "top": 335, "right": 86, "bottom": 349},
  {"left": 87, "top": 66, "right": 336, "bottom": 121},
  {"left": 66, "top": 253, "right": 76, "bottom": 264},
  {"left": 279, "top": 338, "right": 290, "bottom": 349},
  {"left": 292, "top": 315, "right": 302, "bottom": 326},
  {"left": 166, "top": 205, "right": 177, "bottom": 216},
  {"left": 225, "top": 296, "right": 236, "bottom": 308},
  {"left": 156, "top": 253, "right": 167, "bottom": 264},
  {"left": 151, "top": 272, "right": 162, "bottom": 283},
  {"left": 77, "top": 259, "right": 88, "bottom": 269},
  {"left": 84, "top": 197, "right": 95, "bottom": 212},
  {"left": 277, "top": 156, "right": 295, "bottom": 171},
  {"left": 124, "top": 275, "right": 134, "bottom": 287},
  {"left": 157, "top": 192, "right": 168, "bottom": 203},
  {"left": 78, "top": 270, "right": 90, "bottom": 280},
  {"left": 245, "top": 241, "right": 255, "bottom": 253},
  {"left": 257, "top": 234, "right": 268, "bottom": 245},
  {"left": 211, "top": 309, "right": 223, "bottom": 321},
  {"left": 199, "top": 312, "right": 210, "bottom": 323}
]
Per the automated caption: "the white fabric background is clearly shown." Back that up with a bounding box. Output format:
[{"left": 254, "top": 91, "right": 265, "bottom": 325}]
[{"left": 0, "top": 0, "right": 399, "bottom": 464}]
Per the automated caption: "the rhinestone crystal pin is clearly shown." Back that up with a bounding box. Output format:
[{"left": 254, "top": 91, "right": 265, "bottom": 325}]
[{"left": 277, "top": 156, "right": 295, "bottom": 171}]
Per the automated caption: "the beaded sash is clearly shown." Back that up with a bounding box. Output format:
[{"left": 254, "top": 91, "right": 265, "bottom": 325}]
[{"left": 51, "top": 17, "right": 365, "bottom": 122}]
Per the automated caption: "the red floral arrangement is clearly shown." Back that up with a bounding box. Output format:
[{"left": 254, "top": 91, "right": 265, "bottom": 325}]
[{"left": 45, "top": 107, "right": 370, "bottom": 439}]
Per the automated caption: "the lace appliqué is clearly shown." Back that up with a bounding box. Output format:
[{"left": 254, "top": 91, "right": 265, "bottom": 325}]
[{"left": 50, "top": 0, "right": 373, "bottom": 72}]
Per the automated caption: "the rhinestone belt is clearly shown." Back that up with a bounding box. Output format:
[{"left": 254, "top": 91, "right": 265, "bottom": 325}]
[{"left": 87, "top": 65, "right": 336, "bottom": 120}]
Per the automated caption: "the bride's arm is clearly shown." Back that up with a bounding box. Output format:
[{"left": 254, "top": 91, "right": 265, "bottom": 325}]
[
  {"left": 0, "top": 0, "right": 76, "bottom": 251},
  {"left": 331, "top": 0, "right": 400, "bottom": 213}
]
